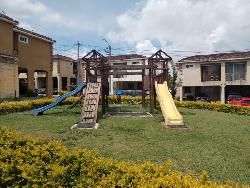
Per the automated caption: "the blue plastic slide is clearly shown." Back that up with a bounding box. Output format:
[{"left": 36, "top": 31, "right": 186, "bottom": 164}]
[{"left": 32, "top": 82, "right": 87, "bottom": 116}]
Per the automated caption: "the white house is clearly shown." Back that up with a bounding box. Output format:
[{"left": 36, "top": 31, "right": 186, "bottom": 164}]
[{"left": 177, "top": 51, "right": 250, "bottom": 103}]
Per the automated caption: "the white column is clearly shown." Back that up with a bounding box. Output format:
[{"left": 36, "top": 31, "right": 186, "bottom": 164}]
[
  {"left": 221, "top": 62, "right": 226, "bottom": 83},
  {"left": 110, "top": 80, "right": 114, "bottom": 95},
  {"left": 220, "top": 62, "right": 226, "bottom": 104},
  {"left": 221, "top": 85, "right": 225, "bottom": 104},
  {"left": 180, "top": 86, "right": 183, "bottom": 101},
  {"left": 57, "top": 75, "right": 62, "bottom": 91}
]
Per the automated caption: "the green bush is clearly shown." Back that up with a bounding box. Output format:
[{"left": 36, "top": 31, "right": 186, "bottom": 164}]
[
  {"left": 175, "top": 101, "right": 250, "bottom": 116},
  {"left": 0, "top": 129, "right": 248, "bottom": 187},
  {"left": 0, "top": 97, "right": 78, "bottom": 115},
  {"left": 58, "top": 90, "right": 68, "bottom": 95}
]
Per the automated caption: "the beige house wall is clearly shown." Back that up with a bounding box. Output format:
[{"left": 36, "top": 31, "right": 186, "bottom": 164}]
[
  {"left": 0, "top": 62, "right": 19, "bottom": 98},
  {"left": 53, "top": 59, "right": 75, "bottom": 78},
  {"left": 53, "top": 59, "right": 76, "bottom": 91},
  {"left": 14, "top": 32, "right": 53, "bottom": 96},
  {"left": 0, "top": 20, "right": 14, "bottom": 55}
]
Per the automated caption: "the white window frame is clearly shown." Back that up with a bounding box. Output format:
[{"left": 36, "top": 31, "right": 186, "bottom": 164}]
[
  {"left": 19, "top": 35, "right": 28, "bottom": 43},
  {"left": 185, "top": 64, "right": 194, "bottom": 69}
]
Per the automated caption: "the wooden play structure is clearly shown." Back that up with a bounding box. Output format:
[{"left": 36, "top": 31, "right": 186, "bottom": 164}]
[
  {"left": 33, "top": 49, "right": 184, "bottom": 128},
  {"left": 74, "top": 49, "right": 173, "bottom": 128}
]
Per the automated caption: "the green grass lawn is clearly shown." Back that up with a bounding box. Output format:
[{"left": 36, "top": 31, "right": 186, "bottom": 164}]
[{"left": 0, "top": 104, "right": 249, "bottom": 184}]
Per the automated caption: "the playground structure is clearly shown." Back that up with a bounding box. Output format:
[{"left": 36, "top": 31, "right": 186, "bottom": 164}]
[
  {"left": 77, "top": 49, "right": 184, "bottom": 128},
  {"left": 32, "top": 49, "right": 185, "bottom": 128},
  {"left": 83, "top": 49, "right": 171, "bottom": 115}
]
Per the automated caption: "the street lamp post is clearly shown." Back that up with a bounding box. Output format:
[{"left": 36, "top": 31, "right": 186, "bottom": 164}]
[{"left": 103, "top": 38, "right": 111, "bottom": 93}]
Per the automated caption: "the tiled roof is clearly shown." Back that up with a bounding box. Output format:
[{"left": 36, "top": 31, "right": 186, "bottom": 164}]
[
  {"left": 0, "top": 13, "right": 18, "bottom": 25},
  {"left": 53, "top": 54, "right": 74, "bottom": 62},
  {"left": 110, "top": 54, "right": 145, "bottom": 61},
  {"left": 179, "top": 51, "right": 250, "bottom": 63},
  {"left": 14, "top": 26, "right": 54, "bottom": 43},
  {"left": 0, "top": 13, "right": 54, "bottom": 43}
]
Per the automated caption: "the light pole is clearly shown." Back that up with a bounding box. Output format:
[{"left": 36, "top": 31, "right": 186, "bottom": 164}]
[{"left": 103, "top": 38, "right": 111, "bottom": 93}]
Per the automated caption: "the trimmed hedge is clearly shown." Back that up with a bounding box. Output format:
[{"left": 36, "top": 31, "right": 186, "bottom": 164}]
[
  {"left": 175, "top": 101, "right": 250, "bottom": 116},
  {"left": 108, "top": 95, "right": 250, "bottom": 116},
  {"left": 1, "top": 96, "right": 249, "bottom": 116},
  {"left": 0, "top": 97, "right": 78, "bottom": 115},
  {"left": 0, "top": 129, "right": 248, "bottom": 187}
]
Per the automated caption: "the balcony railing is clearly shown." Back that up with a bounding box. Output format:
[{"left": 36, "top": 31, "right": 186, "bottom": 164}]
[
  {"left": 225, "top": 73, "right": 246, "bottom": 81},
  {"left": 201, "top": 74, "right": 221, "bottom": 82}
]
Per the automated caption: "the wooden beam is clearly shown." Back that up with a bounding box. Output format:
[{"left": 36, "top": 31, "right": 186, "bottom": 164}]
[
  {"left": 109, "top": 71, "right": 142, "bottom": 75},
  {"left": 107, "top": 65, "right": 151, "bottom": 70}
]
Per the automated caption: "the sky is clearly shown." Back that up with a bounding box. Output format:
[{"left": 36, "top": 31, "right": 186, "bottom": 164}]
[{"left": 1, "top": 0, "right": 250, "bottom": 60}]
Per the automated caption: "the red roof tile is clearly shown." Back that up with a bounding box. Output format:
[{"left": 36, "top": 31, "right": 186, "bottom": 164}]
[
  {"left": 14, "top": 26, "right": 54, "bottom": 43},
  {"left": 0, "top": 13, "right": 18, "bottom": 25},
  {"left": 179, "top": 51, "right": 250, "bottom": 63},
  {"left": 53, "top": 54, "right": 75, "bottom": 62}
]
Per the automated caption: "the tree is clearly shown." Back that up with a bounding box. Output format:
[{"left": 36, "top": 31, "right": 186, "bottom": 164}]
[{"left": 167, "top": 69, "right": 177, "bottom": 98}]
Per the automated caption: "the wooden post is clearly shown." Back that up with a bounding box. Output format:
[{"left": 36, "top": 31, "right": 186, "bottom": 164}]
[
  {"left": 142, "top": 67, "right": 145, "bottom": 107},
  {"left": 94, "top": 69, "right": 98, "bottom": 82},
  {"left": 105, "top": 67, "right": 109, "bottom": 109},
  {"left": 163, "top": 61, "right": 167, "bottom": 83},
  {"left": 86, "top": 60, "right": 90, "bottom": 84},
  {"left": 152, "top": 68, "right": 156, "bottom": 111},
  {"left": 101, "top": 64, "right": 106, "bottom": 115},
  {"left": 149, "top": 64, "right": 154, "bottom": 114}
]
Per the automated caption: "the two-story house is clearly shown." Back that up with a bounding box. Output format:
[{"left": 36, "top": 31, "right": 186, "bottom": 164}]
[
  {"left": 52, "top": 54, "right": 77, "bottom": 93},
  {"left": 177, "top": 51, "right": 250, "bottom": 103},
  {"left": 0, "top": 13, "right": 19, "bottom": 98},
  {"left": 0, "top": 13, "right": 54, "bottom": 98}
]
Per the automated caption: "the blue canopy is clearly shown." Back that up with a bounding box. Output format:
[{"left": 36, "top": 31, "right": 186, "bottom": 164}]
[{"left": 115, "top": 90, "right": 123, "bottom": 95}]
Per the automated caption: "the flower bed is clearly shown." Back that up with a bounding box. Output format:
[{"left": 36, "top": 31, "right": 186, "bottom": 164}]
[{"left": 0, "top": 129, "right": 247, "bottom": 187}]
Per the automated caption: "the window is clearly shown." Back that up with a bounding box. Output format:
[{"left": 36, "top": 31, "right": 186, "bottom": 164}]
[
  {"left": 132, "top": 62, "right": 139, "bottom": 65},
  {"left": 201, "top": 63, "right": 221, "bottom": 82},
  {"left": 19, "top": 35, "right": 28, "bottom": 43},
  {"left": 185, "top": 64, "right": 194, "bottom": 68},
  {"left": 184, "top": 87, "right": 191, "bottom": 93},
  {"left": 225, "top": 62, "right": 246, "bottom": 81}
]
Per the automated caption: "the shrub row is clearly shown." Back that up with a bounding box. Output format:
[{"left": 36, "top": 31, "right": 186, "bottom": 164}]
[
  {"left": 0, "top": 97, "right": 78, "bottom": 115},
  {"left": 108, "top": 95, "right": 250, "bottom": 116},
  {"left": 1, "top": 96, "right": 249, "bottom": 116},
  {"left": 0, "top": 129, "right": 248, "bottom": 187},
  {"left": 175, "top": 101, "right": 250, "bottom": 116}
]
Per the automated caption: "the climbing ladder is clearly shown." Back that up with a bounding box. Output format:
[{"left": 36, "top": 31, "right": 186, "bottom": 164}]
[{"left": 75, "top": 83, "right": 101, "bottom": 128}]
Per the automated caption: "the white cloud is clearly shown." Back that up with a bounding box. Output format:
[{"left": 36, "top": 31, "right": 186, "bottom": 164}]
[
  {"left": 0, "top": 0, "right": 75, "bottom": 27},
  {"left": 107, "top": 0, "right": 250, "bottom": 59},
  {"left": 18, "top": 22, "right": 34, "bottom": 31},
  {"left": 57, "top": 48, "right": 89, "bottom": 60},
  {"left": 136, "top": 40, "right": 157, "bottom": 56}
]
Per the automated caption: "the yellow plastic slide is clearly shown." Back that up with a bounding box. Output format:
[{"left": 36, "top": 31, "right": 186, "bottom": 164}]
[{"left": 155, "top": 81, "right": 184, "bottom": 127}]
